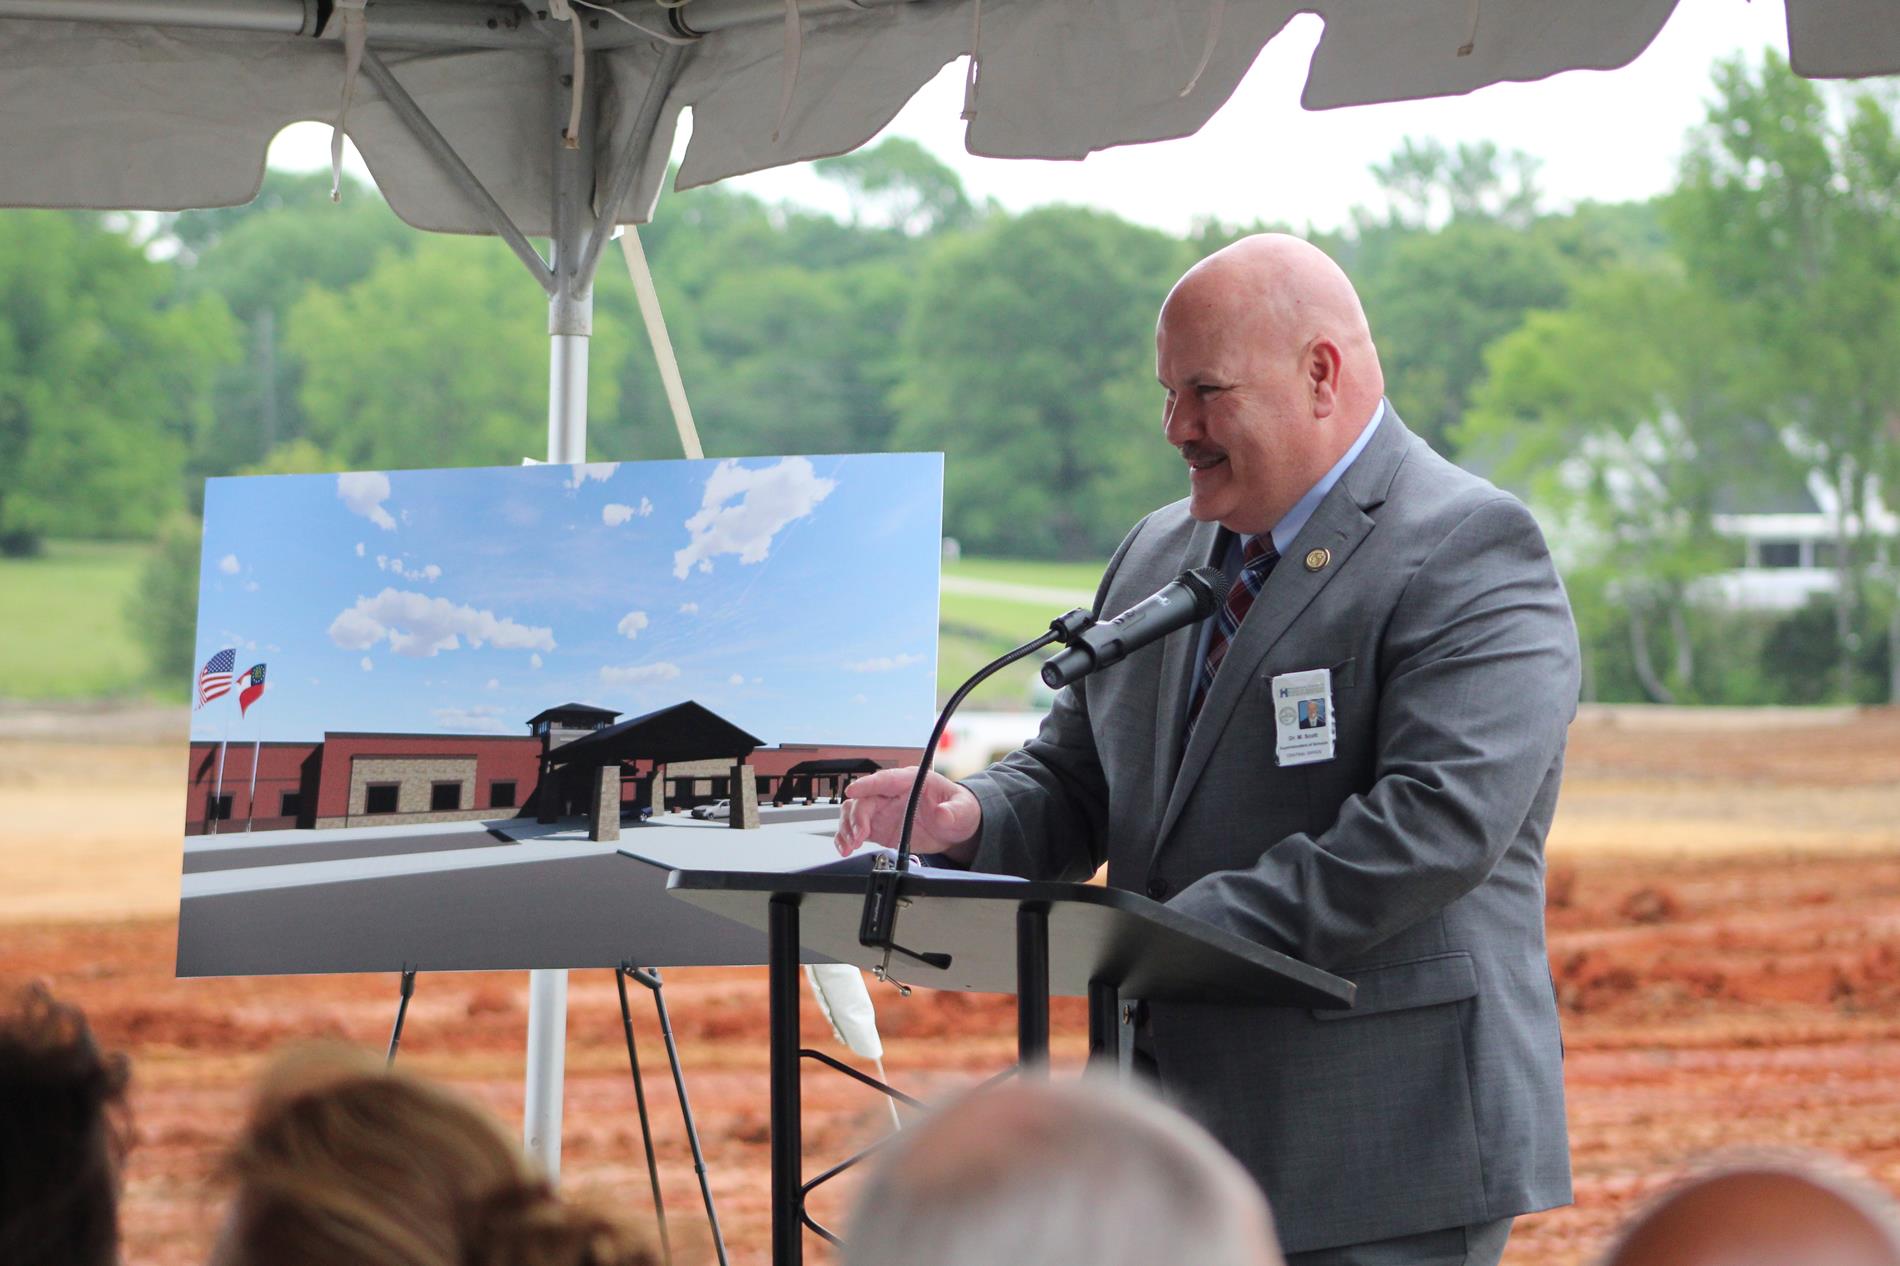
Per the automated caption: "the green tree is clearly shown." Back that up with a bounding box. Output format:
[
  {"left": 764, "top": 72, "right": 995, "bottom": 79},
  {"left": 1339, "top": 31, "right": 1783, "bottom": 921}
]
[
  {"left": 171, "top": 170, "right": 416, "bottom": 479},
  {"left": 598, "top": 176, "right": 926, "bottom": 464},
  {"left": 0, "top": 212, "right": 236, "bottom": 554},
  {"left": 1463, "top": 267, "right": 1783, "bottom": 702},
  {"left": 287, "top": 235, "right": 622, "bottom": 469},
  {"left": 1361, "top": 219, "right": 1570, "bottom": 454},
  {"left": 1340, "top": 139, "right": 1643, "bottom": 457},
  {"left": 1366, "top": 138, "right": 1542, "bottom": 232},
  {"left": 891, "top": 206, "right": 1188, "bottom": 559},
  {"left": 1665, "top": 51, "right": 1900, "bottom": 699},
  {"left": 127, "top": 513, "right": 202, "bottom": 690},
  {"left": 684, "top": 261, "right": 906, "bottom": 457},
  {"left": 241, "top": 438, "right": 348, "bottom": 476},
  {"left": 814, "top": 137, "right": 976, "bottom": 235}
]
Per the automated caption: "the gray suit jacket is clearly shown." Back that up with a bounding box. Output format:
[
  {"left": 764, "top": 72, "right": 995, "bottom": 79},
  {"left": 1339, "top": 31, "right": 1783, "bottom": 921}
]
[{"left": 961, "top": 410, "right": 1578, "bottom": 1254}]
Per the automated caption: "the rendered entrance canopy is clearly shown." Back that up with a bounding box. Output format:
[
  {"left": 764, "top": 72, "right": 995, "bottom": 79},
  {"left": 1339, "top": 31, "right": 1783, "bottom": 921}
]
[{"left": 177, "top": 451, "right": 942, "bottom": 976}]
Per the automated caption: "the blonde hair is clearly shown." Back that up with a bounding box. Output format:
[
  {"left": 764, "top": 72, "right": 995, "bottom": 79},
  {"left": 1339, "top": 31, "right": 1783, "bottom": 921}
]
[{"left": 216, "top": 1046, "right": 655, "bottom": 1266}]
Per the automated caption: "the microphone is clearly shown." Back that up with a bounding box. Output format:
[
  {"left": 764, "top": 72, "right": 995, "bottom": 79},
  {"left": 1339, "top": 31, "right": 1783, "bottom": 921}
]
[{"left": 1041, "top": 566, "right": 1230, "bottom": 689}]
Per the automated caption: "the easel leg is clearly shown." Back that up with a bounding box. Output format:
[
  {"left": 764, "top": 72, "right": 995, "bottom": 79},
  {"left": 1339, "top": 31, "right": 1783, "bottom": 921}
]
[
  {"left": 386, "top": 967, "right": 417, "bottom": 1067},
  {"left": 625, "top": 966, "right": 730, "bottom": 1266},
  {"left": 616, "top": 966, "right": 672, "bottom": 1266},
  {"left": 769, "top": 895, "right": 803, "bottom": 1266}
]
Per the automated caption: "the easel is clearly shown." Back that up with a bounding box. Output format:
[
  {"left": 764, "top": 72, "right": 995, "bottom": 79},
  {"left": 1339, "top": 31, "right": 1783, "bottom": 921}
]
[{"left": 382, "top": 962, "right": 730, "bottom": 1266}]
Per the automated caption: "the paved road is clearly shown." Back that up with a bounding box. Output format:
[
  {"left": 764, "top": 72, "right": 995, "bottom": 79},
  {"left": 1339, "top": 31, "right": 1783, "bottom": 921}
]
[
  {"left": 181, "top": 826, "right": 515, "bottom": 874},
  {"left": 175, "top": 815, "right": 848, "bottom": 976}
]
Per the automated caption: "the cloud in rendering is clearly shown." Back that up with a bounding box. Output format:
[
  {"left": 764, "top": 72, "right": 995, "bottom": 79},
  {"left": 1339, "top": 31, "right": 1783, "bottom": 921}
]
[
  {"left": 337, "top": 471, "right": 396, "bottom": 530},
  {"left": 673, "top": 457, "right": 836, "bottom": 579},
  {"left": 328, "top": 588, "right": 556, "bottom": 659}
]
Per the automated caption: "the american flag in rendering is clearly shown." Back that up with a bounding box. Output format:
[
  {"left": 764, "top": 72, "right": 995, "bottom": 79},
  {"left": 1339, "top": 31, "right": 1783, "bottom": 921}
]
[
  {"left": 196, "top": 648, "right": 236, "bottom": 709},
  {"left": 237, "top": 663, "right": 267, "bottom": 717}
]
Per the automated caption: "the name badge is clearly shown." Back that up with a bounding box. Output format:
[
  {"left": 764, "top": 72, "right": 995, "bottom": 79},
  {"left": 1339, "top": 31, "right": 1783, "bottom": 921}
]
[{"left": 1272, "top": 668, "right": 1335, "bottom": 766}]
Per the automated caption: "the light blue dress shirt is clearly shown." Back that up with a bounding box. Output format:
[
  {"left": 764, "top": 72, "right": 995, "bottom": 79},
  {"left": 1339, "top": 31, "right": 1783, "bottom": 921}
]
[{"left": 1189, "top": 399, "right": 1388, "bottom": 687}]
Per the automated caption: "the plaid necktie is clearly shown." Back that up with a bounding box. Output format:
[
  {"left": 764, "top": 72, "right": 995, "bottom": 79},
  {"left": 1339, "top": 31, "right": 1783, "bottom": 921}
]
[{"left": 1186, "top": 535, "right": 1279, "bottom": 731}]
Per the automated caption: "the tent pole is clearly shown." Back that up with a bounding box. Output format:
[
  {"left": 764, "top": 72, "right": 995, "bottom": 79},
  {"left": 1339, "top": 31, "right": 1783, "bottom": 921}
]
[{"left": 524, "top": 34, "right": 599, "bottom": 1188}]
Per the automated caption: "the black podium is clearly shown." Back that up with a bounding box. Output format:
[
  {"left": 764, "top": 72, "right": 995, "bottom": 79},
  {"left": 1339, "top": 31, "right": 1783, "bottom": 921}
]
[{"left": 666, "top": 868, "right": 1356, "bottom": 1266}]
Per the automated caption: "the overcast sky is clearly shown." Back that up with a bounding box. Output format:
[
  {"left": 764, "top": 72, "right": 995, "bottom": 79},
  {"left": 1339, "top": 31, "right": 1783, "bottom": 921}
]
[{"left": 272, "top": 0, "right": 1795, "bottom": 235}]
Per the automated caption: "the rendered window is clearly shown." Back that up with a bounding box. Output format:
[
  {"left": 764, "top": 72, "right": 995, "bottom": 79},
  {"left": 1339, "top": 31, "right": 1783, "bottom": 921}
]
[
  {"left": 431, "top": 782, "right": 462, "bottom": 812},
  {"left": 280, "top": 791, "right": 302, "bottom": 818},
  {"left": 209, "top": 793, "right": 233, "bottom": 822},
  {"left": 365, "top": 784, "right": 399, "bottom": 815},
  {"left": 491, "top": 781, "right": 518, "bottom": 809}
]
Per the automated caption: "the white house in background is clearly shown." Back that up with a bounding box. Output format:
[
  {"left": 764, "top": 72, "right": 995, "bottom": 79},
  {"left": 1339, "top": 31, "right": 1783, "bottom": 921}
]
[{"left": 1706, "top": 472, "right": 1896, "bottom": 613}]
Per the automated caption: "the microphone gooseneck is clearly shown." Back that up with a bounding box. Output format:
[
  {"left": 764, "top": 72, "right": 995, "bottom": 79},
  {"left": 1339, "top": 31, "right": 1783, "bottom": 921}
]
[{"left": 857, "top": 608, "right": 1095, "bottom": 980}]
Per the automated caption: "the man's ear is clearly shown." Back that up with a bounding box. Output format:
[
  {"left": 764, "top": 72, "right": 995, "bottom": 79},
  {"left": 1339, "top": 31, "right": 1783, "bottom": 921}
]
[{"left": 1306, "top": 339, "right": 1343, "bottom": 418}]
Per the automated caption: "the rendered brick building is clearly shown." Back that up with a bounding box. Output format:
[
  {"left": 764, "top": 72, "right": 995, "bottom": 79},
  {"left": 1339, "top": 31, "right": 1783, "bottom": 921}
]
[{"left": 184, "top": 701, "right": 919, "bottom": 836}]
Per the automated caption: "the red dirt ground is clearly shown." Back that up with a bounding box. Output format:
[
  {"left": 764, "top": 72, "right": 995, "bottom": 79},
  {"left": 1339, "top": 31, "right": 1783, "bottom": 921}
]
[{"left": 4, "top": 706, "right": 1899, "bottom": 1264}]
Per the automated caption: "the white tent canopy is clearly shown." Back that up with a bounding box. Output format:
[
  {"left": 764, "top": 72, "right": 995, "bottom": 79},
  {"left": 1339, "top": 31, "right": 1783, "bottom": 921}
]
[{"left": 3, "top": 0, "right": 1897, "bottom": 236}]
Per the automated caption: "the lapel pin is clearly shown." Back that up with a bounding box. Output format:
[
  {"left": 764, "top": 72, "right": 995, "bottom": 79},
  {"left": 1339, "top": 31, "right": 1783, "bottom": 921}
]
[{"left": 1304, "top": 547, "right": 1331, "bottom": 572}]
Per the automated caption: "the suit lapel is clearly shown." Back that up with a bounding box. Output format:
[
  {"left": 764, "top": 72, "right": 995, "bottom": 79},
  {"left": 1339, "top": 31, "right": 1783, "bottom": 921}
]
[
  {"left": 1151, "top": 518, "right": 1223, "bottom": 813},
  {"left": 1150, "top": 411, "right": 1416, "bottom": 860}
]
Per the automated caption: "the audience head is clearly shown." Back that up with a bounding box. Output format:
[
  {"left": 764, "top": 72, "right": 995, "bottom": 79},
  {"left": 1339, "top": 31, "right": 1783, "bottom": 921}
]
[
  {"left": 213, "top": 1045, "right": 656, "bottom": 1266},
  {"left": 0, "top": 982, "right": 131, "bottom": 1266},
  {"left": 844, "top": 1077, "right": 1283, "bottom": 1266},
  {"left": 1600, "top": 1157, "right": 1900, "bottom": 1266}
]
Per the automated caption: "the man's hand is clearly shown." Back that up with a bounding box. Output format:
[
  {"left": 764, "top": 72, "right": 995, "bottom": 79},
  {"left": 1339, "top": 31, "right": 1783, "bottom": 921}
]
[{"left": 835, "top": 766, "right": 982, "bottom": 866}]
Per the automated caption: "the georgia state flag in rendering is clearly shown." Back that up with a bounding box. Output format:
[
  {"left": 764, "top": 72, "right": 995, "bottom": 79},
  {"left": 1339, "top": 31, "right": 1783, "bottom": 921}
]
[{"left": 237, "top": 663, "right": 267, "bottom": 717}]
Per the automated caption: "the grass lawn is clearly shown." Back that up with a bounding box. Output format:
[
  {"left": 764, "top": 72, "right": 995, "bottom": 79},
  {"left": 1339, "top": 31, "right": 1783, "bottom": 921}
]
[
  {"left": 943, "top": 555, "right": 1104, "bottom": 592},
  {"left": 0, "top": 541, "right": 154, "bottom": 700},
  {"left": 937, "top": 556, "right": 1107, "bottom": 706},
  {"left": 937, "top": 624, "right": 1047, "bottom": 710}
]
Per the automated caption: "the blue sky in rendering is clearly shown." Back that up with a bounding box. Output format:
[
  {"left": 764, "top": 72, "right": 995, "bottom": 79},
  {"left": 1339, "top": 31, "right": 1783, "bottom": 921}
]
[{"left": 191, "top": 454, "right": 942, "bottom": 748}]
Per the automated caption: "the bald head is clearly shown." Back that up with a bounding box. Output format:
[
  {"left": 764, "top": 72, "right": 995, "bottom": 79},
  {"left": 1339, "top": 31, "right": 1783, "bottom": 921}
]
[
  {"left": 1167, "top": 235, "right": 1382, "bottom": 400},
  {"left": 1602, "top": 1164, "right": 1900, "bottom": 1266},
  {"left": 844, "top": 1080, "right": 1282, "bottom": 1266},
  {"left": 1156, "top": 234, "right": 1385, "bottom": 534}
]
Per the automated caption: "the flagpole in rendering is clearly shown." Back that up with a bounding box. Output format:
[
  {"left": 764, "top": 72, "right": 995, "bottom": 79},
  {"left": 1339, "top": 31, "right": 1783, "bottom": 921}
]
[
  {"left": 211, "top": 725, "right": 228, "bottom": 837},
  {"left": 245, "top": 737, "right": 260, "bottom": 832}
]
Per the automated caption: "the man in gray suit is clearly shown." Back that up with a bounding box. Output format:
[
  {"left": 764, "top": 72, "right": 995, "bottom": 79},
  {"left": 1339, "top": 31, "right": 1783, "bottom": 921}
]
[{"left": 838, "top": 234, "right": 1578, "bottom": 1266}]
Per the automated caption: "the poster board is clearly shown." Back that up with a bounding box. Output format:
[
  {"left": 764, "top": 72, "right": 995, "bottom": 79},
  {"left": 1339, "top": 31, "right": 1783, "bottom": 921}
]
[{"left": 178, "top": 453, "right": 942, "bottom": 976}]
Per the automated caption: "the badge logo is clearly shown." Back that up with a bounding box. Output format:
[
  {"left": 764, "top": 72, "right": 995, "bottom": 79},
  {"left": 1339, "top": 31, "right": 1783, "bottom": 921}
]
[
  {"left": 1278, "top": 706, "right": 1296, "bottom": 727},
  {"left": 1304, "top": 547, "right": 1331, "bottom": 572}
]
